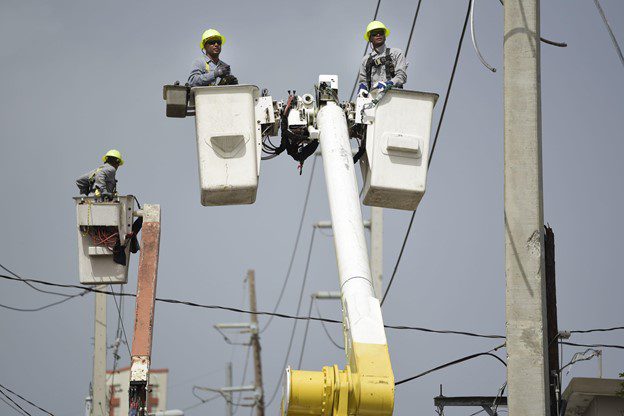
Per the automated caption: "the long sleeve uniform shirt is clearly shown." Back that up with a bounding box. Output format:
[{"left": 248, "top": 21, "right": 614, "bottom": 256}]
[
  {"left": 187, "top": 55, "right": 232, "bottom": 87},
  {"left": 76, "top": 163, "right": 117, "bottom": 196},
  {"left": 357, "top": 44, "right": 408, "bottom": 88}
]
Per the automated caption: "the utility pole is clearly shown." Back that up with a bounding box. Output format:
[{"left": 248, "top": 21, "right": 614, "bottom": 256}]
[
  {"left": 247, "top": 270, "right": 265, "bottom": 416},
  {"left": 92, "top": 286, "right": 107, "bottom": 416},
  {"left": 504, "top": 1, "right": 551, "bottom": 415},
  {"left": 225, "top": 362, "right": 233, "bottom": 416}
]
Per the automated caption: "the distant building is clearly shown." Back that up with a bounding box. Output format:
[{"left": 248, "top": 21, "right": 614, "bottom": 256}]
[
  {"left": 563, "top": 377, "right": 624, "bottom": 415},
  {"left": 106, "top": 367, "right": 169, "bottom": 416}
]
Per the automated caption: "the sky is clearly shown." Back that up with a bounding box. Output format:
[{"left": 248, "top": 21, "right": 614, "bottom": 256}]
[{"left": 0, "top": 0, "right": 623, "bottom": 415}]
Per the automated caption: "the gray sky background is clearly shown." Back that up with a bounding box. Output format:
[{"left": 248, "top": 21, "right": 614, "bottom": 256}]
[{"left": 1, "top": 0, "right": 623, "bottom": 415}]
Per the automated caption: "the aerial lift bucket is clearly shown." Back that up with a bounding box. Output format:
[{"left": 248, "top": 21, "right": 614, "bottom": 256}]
[
  {"left": 74, "top": 195, "right": 134, "bottom": 285},
  {"left": 360, "top": 89, "right": 439, "bottom": 211},
  {"left": 192, "top": 85, "right": 263, "bottom": 206}
]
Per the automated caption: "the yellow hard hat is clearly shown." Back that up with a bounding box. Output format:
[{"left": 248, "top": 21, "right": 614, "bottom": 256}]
[
  {"left": 200, "top": 29, "right": 226, "bottom": 50},
  {"left": 102, "top": 149, "right": 124, "bottom": 166},
  {"left": 364, "top": 21, "right": 390, "bottom": 41}
]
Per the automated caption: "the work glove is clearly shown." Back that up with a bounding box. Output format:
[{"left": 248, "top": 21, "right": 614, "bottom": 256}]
[
  {"left": 357, "top": 83, "right": 369, "bottom": 97},
  {"left": 215, "top": 65, "right": 231, "bottom": 78},
  {"left": 373, "top": 81, "right": 394, "bottom": 91},
  {"left": 218, "top": 74, "right": 239, "bottom": 85}
]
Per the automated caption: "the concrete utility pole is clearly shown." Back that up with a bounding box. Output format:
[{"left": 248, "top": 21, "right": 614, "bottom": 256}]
[
  {"left": 92, "top": 286, "right": 107, "bottom": 416},
  {"left": 504, "top": 1, "right": 551, "bottom": 415},
  {"left": 226, "top": 362, "right": 233, "bottom": 416},
  {"left": 247, "top": 270, "right": 265, "bottom": 416}
]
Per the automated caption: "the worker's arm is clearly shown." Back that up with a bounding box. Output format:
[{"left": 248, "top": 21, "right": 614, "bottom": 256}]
[
  {"left": 357, "top": 55, "right": 368, "bottom": 86},
  {"left": 93, "top": 165, "right": 117, "bottom": 198},
  {"left": 390, "top": 49, "right": 407, "bottom": 87},
  {"left": 188, "top": 58, "right": 217, "bottom": 87}
]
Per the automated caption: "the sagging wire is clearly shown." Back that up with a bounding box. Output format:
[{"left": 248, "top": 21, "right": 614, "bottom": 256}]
[
  {"left": 266, "top": 227, "right": 316, "bottom": 407},
  {"left": 497, "top": 0, "right": 567, "bottom": 48},
  {"left": 395, "top": 343, "right": 506, "bottom": 386},
  {"left": 593, "top": 0, "right": 624, "bottom": 69},
  {"left": 315, "top": 301, "right": 344, "bottom": 349},
  {"left": 560, "top": 348, "right": 601, "bottom": 374},
  {"left": 470, "top": 0, "right": 497, "bottom": 73}
]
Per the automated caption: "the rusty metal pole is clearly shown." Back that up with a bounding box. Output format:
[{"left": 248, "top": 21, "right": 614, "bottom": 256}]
[
  {"left": 128, "top": 205, "right": 161, "bottom": 416},
  {"left": 247, "top": 270, "right": 265, "bottom": 416}
]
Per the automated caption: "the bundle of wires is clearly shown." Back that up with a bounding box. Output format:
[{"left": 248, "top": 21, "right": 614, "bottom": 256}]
[{"left": 85, "top": 226, "right": 119, "bottom": 250}]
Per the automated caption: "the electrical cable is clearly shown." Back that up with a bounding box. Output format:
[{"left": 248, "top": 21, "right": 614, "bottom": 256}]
[
  {"left": 0, "top": 383, "right": 54, "bottom": 416},
  {"left": 0, "top": 263, "right": 76, "bottom": 298},
  {"left": 3, "top": 273, "right": 621, "bottom": 341},
  {"left": 395, "top": 343, "right": 506, "bottom": 386},
  {"left": 404, "top": 0, "right": 424, "bottom": 58},
  {"left": 348, "top": 0, "right": 383, "bottom": 100},
  {"left": 0, "top": 394, "right": 29, "bottom": 416},
  {"left": 470, "top": 0, "right": 497, "bottom": 72},
  {"left": 571, "top": 326, "right": 624, "bottom": 334},
  {"left": 232, "top": 345, "right": 253, "bottom": 415},
  {"left": 266, "top": 228, "right": 316, "bottom": 407},
  {"left": 260, "top": 156, "right": 317, "bottom": 333},
  {"left": 592, "top": 0, "right": 624, "bottom": 68},
  {"left": 0, "top": 390, "right": 31, "bottom": 416},
  {"left": 296, "top": 296, "right": 315, "bottom": 369},
  {"left": 0, "top": 290, "right": 88, "bottom": 312},
  {"left": 561, "top": 342, "right": 624, "bottom": 350},
  {"left": 182, "top": 393, "right": 221, "bottom": 411},
  {"left": 380, "top": 0, "right": 472, "bottom": 307},
  {"left": 315, "top": 301, "right": 344, "bottom": 349},
  {"left": 109, "top": 285, "right": 132, "bottom": 357},
  {"left": 496, "top": 0, "right": 567, "bottom": 48},
  {"left": 559, "top": 348, "right": 601, "bottom": 373}
]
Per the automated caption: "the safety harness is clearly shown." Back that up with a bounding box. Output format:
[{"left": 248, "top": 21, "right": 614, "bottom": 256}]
[{"left": 365, "top": 48, "right": 395, "bottom": 90}]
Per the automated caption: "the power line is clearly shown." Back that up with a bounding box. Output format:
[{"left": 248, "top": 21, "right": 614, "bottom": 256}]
[
  {"left": 404, "top": 0, "right": 424, "bottom": 57},
  {"left": 592, "top": 0, "right": 624, "bottom": 68},
  {"left": 0, "top": 263, "right": 77, "bottom": 298},
  {"left": 571, "top": 326, "right": 624, "bottom": 334},
  {"left": 109, "top": 285, "right": 132, "bottom": 357},
  {"left": 261, "top": 156, "right": 317, "bottom": 333},
  {"left": 3, "top": 273, "right": 621, "bottom": 341},
  {"left": 0, "top": 383, "right": 54, "bottom": 416},
  {"left": 348, "top": 0, "right": 383, "bottom": 100},
  {"left": 0, "top": 390, "right": 31, "bottom": 416},
  {"left": 0, "top": 290, "right": 88, "bottom": 312},
  {"left": 266, "top": 228, "right": 316, "bottom": 407},
  {"left": 395, "top": 343, "right": 506, "bottom": 386},
  {"left": 381, "top": 0, "right": 472, "bottom": 307},
  {"left": 561, "top": 342, "right": 624, "bottom": 351},
  {"left": 315, "top": 301, "right": 344, "bottom": 349}
]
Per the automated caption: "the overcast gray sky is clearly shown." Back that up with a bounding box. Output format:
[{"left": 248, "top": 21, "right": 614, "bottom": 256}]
[{"left": 1, "top": 0, "right": 623, "bottom": 415}]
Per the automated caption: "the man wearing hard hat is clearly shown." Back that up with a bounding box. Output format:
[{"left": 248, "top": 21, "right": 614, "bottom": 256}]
[
  {"left": 188, "top": 29, "right": 238, "bottom": 87},
  {"left": 357, "top": 21, "right": 407, "bottom": 96},
  {"left": 75, "top": 149, "right": 124, "bottom": 201}
]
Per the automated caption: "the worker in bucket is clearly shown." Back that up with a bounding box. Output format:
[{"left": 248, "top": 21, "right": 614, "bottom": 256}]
[
  {"left": 75, "top": 149, "right": 123, "bottom": 201},
  {"left": 188, "top": 29, "right": 238, "bottom": 87},
  {"left": 357, "top": 21, "right": 407, "bottom": 97}
]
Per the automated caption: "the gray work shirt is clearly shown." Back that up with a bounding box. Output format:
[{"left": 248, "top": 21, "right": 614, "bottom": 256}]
[
  {"left": 357, "top": 44, "right": 408, "bottom": 88},
  {"left": 76, "top": 163, "right": 117, "bottom": 196},
  {"left": 188, "top": 55, "right": 231, "bottom": 87}
]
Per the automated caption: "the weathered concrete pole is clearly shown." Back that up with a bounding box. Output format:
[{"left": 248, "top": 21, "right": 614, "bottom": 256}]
[{"left": 504, "top": 0, "right": 551, "bottom": 415}]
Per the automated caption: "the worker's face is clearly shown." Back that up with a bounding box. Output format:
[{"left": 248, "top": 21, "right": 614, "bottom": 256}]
[
  {"left": 369, "top": 29, "right": 386, "bottom": 48},
  {"left": 204, "top": 38, "right": 222, "bottom": 58},
  {"left": 109, "top": 158, "right": 121, "bottom": 169}
]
